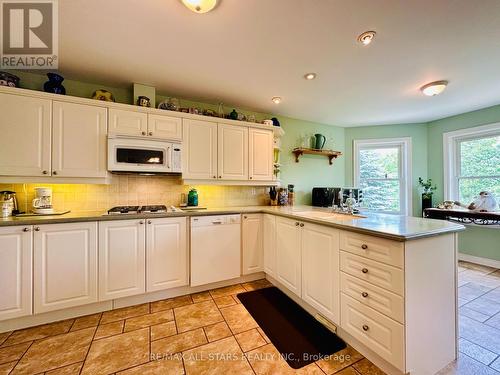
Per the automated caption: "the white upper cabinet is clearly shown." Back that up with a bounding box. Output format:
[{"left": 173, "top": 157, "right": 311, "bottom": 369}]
[
  {"left": 249, "top": 128, "right": 274, "bottom": 181},
  {"left": 109, "top": 108, "right": 148, "bottom": 137},
  {"left": 275, "top": 217, "right": 302, "bottom": 297},
  {"left": 98, "top": 220, "right": 146, "bottom": 301},
  {"left": 242, "top": 214, "right": 264, "bottom": 275},
  {"left": 0, "top": 226, "right": 33, "bottom": 321},
  {"left": 182, "top": 119, "right": 218, "bottom": 179},
  {"left": 33, "top": 222, "right": 98, "bottom": 314},
  {"left": 0, "top": 93, "right": 51, "bottom": 177},
  {"left": 301, "top": 223, "right": 340, "bottom": 323},
  {"left": 217, "top": 123, "right": 248, "bottom": 180},
  {"left": 146, "top": 217, "right": 188, "bottom": 292},
  {"left": 263, "top": 214, "right": 277, "bottom": 278},
  {"left": 52, "top": 101, "right": 107, "bottom": 178},
  {"left": 148, "top": 114, "right": 182, "bottom": 141}
]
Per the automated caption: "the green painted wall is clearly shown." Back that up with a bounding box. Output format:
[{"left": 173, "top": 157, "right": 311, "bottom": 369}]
[
  {"left": 10, "top": 71, "right": 346, "bottom": 205},
  {"left": 427, "top": 105, "right": 500, "bottom": 261},
  {"left": 344, "top": 123, "right": 428, "bottom": 217}
]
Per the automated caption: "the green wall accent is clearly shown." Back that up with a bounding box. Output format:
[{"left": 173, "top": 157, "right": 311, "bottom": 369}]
[
  {"left": 344, "top": 123, "right": 428, "bottom": 217},
  {"left": 427, "top": 104, "right": 500, "bottom": 261}
]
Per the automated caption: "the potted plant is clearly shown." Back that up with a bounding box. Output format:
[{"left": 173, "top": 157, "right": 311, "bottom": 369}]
[{"left": 418, "top": 177, "right": 437, "bottom": 213}]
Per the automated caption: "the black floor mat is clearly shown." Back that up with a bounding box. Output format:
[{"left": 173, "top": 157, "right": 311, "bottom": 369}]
[{"left": 237, "top": 286, "right": 346, "bottom": 369}]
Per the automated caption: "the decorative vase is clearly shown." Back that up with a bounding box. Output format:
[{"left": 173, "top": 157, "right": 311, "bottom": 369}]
[
  {"left": 422, "top": 194, "right": 433, "bottom": 214},
  {"left": 43, "top": 73, "right": 66, "bottom": 95},
  {"left": 229, "top": 109, "right": 238, "bottom": 120}
]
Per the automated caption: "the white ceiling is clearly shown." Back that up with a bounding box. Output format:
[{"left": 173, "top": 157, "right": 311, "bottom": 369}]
[{"left": 58, "top": 0, "right": 500, "bottom": 127}]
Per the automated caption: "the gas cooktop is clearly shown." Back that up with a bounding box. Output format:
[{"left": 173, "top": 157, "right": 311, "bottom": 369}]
[{"left": 106, "top": 205, "right": 176, "bottom": 215}]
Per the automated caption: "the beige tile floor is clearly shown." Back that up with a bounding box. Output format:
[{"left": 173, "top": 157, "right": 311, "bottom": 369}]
[{"left": 0, "top": 279, "right": 386, "bottom": 375}]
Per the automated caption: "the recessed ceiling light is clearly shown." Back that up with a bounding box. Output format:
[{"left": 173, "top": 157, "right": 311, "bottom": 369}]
[
  {"left": 420, "top": 80, "right": 448, "bottom": 96},
  {"left": 181, "top": 0, "right": 218, "bottom": 13},
  {"left": 357, "top": 31, "right": 376, "bottom": 46},
  {"left": 304, "top": 73, "right": 317, "bottom": 80},
  {"left": 271, "top": 96, "right": 282, "bottom": 104}
]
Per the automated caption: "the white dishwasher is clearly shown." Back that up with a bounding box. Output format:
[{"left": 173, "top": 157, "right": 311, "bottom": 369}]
[{"left": 190, "top": 214, "right": 241, "bottom": 287}]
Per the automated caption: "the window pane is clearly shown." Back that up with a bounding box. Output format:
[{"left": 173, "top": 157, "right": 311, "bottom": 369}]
[
  {"left": 460, "top": 135, "right": 500, "bottom": 177},
  {"left": 458, "top": 177, "right": 500, "bottom": 205},
  {"left": 359, "top": 148, "right": 399, "bottom": 179},
  {"left": 360, "top": 180, "right": 400, "bottom": 212}
]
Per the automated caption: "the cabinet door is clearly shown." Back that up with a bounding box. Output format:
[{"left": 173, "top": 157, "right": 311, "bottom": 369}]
[
  {"left": 146, "top": 217, "right": 187, "bottom": 292},
  {"left": 148, "top": 114, "right": 182, "bottom": 141},
  {"left": 249, "top": 128, "right": 273, "bottom": 181},
  {"left": 109, "top": 108, "right": 147, "bottom": 137},
  {"left": 302, "top": 223, "right": 340, "bottom": 323},
  {"left": 182, "top": 119, "right": 218, "bottom": 179},
  {"left": 0, "top": 226, "right": 32, "bottom": 321},
  {"left": 263, "top": 214, "right": 276, "bottom": 277},
  {"left": 34, "top": 222, "right": 98, "bottom": 313},
  {"left": 52, "top": 101, "right": 107, "bottom": 178},
  {"left": 218, "top": 124, "right": 248, "bottom": 180},
  {"left": 275, "top": 217, "right": 302, "bottom": 297},
  {"left": 99, "top": 220, "right": 146, "bottom": 300},
  {"left": 242, "top": 214, "right": 263, "bottom": 275},
  {"left": 0, "top": 93, "right": 51, "bottom": 176}
]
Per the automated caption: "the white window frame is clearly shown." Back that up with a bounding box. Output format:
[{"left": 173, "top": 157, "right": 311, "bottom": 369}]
[
  {"left": 353, "top": 137, "right": 412, "bottom": 216},
  {"left": 443, "top": 122, "right": 500, "bottom": 201}
]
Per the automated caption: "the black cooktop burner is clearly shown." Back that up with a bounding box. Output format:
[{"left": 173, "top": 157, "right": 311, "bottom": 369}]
[{"left": 107, "top": 205, "right": 167, "bottom": 215}]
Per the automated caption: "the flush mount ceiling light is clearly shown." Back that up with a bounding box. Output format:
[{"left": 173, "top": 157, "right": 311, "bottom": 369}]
[
  {"left": 420, "top": 80, "right": 448, "bottom": 96},
  {"left": 304, "top": 73, "right": 317, "bottom": 80},
  {"left": 271, "top": 96, "right": 282, "bottom": 104},
  {"left": 357, "top": 31, "right": 376, "bottom": 46},
  {"left": 181, "top": 0, "right": 218, "bottom": 13}
]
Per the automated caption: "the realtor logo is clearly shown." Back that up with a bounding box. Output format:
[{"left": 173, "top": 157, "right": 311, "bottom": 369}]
[{"left": 1, "top": 0, "right": 58, "bottom": 69}]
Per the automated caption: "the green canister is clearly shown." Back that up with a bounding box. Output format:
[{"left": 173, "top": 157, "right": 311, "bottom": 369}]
[{"left": 187, "top": 188, "right": 198, "bottom": 206}]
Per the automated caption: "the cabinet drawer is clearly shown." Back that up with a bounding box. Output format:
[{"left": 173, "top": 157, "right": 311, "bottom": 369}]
[
  {"left": 340, "top": 272, "right": 404, "bottom": 323},
  {"left": 340, "top": 251, "right": 404, "bottom": 296},
  {"left": 339, "top": 231, "right": 403, "bottom": 268},
  {"left": 341, "top": 293, "right": 404, "bottom": 371}
]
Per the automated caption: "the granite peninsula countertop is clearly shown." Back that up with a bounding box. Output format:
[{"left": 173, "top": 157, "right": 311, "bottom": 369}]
[{"left": 0, "top": 205, "right": 465, "bottom": 241}]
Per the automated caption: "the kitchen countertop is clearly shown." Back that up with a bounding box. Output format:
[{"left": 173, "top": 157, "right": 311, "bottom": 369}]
[{"left": 0, "top": 205, "right": 465, "bottom": 241}]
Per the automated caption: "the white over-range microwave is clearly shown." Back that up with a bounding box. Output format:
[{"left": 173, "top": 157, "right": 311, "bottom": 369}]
[{"left": 107, "top": 136, "right": 182, "bottom": 174}]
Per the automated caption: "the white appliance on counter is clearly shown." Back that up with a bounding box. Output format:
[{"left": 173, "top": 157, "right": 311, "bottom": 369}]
[
  {"left": 190, "top": 214, "right": 241, "bottom": 286},
  {"left": 107, "top": 135, "right": 181, "bottom": 174}
]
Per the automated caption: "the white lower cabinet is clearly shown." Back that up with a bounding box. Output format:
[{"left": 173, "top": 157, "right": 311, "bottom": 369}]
[
  {"left": 242, "top": 214, "right": 264, "bottom": 275},
  {"left": 146, "top": 217, "right": 188, "bottom": 292},
  {"left": 301, "top": 223, "right": 340, "bottom": 323},
  {"left": 34, "top": 222, "right": 98, "bottom": 314},
  {"left": 275, "top": 217, "right": 302, "bottom": 297},
  {"left": 99, "top": 220, "right": 146, "bottom": 301},
  {"left": 0, "top": 226, "right": 33, "bottom": 321},
  {"left": 263, "top": 214, "right": 276, "bottom": 277}
]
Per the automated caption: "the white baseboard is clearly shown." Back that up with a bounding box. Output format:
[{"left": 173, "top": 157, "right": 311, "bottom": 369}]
[{"left": 458, "top": 253, "right": 500, "bottom": 269}]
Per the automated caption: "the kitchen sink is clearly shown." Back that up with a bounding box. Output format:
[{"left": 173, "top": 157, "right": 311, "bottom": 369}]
[{"left": 295, "top": 211, "right": 366, "bottom": 221}]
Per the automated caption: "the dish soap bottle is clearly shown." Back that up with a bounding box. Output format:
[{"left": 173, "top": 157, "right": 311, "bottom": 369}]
[{"left": 188, "top": 188, "right": 198, "bottom": 207}]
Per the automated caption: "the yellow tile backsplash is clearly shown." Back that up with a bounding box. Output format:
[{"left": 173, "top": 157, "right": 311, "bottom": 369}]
[{"left": 0, "top": 176, "right": 268, "bottom": 213}]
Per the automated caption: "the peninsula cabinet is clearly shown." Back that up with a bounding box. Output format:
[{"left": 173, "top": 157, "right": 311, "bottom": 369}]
[
  {"left": 33, "top": 222, "right": 98, "bottom": 314},
  {"left": 242, "top": 214, "right": 264, "bottom": 275},
  {"left": 146, "top": 217, "right": 188, "bottom": 292},
  {"left": 275, "top": 217, "right": 302, "bottom": 296},
  {"left": 99, "top": 220, "right": 146, "bottom": 301},
  {"left": 0, "top": 93, "right": 51, "bottom": 177},
  {"left": 0, "top": 226, "right": 33, "bottom": 321}
]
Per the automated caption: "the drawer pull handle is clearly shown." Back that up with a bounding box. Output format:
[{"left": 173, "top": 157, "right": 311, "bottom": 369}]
[
  {"left": 362, "top": 324, "right": 369, "bottom": 331},
  {"left": 299, "top": 223, "right": 304, "bottom": 227},
  {"left": 361, "top": 268, "right": 369, "bottom": 274},
  {"left": 147, "top": 220, "right": 152, "bottom": 224},
  {"left": 295, "top": 222, "right": 300, "bottom": 226},
  {"left": 141, "top": 131, "right": 146, "bottom": 135},
  {"left": 23, "top": 227, "right": 30, "bottom": 232},
  {"left": 361, "top": 244, "right": 368, "bottom": 249},
  {"left": 34, "top": 227, "right": 40, "bottom": 231},
  {"left": 362, "top": 292, "right": 369, "bottom": 298},
  {"left": 139, "top": 220, "right": 144, "bottom": 224}
]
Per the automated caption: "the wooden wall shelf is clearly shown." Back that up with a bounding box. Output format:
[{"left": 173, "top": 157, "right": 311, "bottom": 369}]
[{"left": 292, "top": 148, "right": 343, "bottom": 165}]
